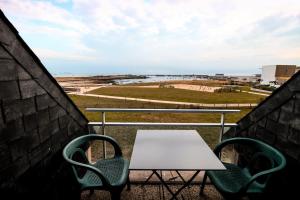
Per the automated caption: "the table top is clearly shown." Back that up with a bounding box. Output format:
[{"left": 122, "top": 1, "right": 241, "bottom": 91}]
[{"left": 129, "top": 130, "right": 226, "bottom": 171}]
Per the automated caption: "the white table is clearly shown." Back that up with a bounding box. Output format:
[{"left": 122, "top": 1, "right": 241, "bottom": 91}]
[{"left": 129, "top": 130, "right": 225, "bottom": 199}]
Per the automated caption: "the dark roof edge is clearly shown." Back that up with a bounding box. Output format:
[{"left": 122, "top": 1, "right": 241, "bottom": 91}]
[
  {"left": 235, "top": 69, "right": 300, "bottom": 125},
  {"left": 0, "top": 10, "right": 88, "bottom": 123}
]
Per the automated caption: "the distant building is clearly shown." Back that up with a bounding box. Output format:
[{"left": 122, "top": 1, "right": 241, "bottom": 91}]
[
  {"left": 261, "top": 65, "right": 297, "bottom": 85},
  {"left": 230, "top": 75, "right": 260, "bottom": 83},
  {"left": 212, "top": 73, "right": 226, "bottom": 80},
  {"left": 215, "top": 73, "right": 224, "bottom": 77}
]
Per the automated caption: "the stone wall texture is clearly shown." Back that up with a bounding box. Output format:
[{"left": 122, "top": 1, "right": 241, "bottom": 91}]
[
  {"left": 0, "top": 10, "right": 88, "bottom": 199},
  {"left": 226, "top": 70, "right": 300, "bottom": 197}
]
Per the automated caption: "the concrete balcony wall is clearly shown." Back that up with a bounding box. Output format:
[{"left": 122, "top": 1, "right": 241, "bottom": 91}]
[{"left": 0, "top": 10, "right": 88, "bottom": 199}]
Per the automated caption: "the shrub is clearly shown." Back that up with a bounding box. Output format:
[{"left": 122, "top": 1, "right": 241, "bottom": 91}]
[{"left": 215, "top": 87, "right": 238, "bottom": 93}]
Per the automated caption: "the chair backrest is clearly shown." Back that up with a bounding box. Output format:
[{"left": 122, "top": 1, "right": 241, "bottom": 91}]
[
  {"left": 230, "top": 138, "right": 286, "bottom": 192},
  {"left": 63, "top": 135, "right": 91, "bottom": 161},
  {"left": 63, "top": 135, "right": 91, "bottom": 182},
  {"left": 233, "top": 138, "right": 286, "bottom": 172}
]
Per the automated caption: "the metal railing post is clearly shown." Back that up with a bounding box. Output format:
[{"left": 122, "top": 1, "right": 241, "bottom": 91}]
[
  {"left": 87, "top": 125, "right": 92, "bottom": 162},
  {"left": 102, "top": 112, "right": 106, "bottom": 159},
  {"left": 219, "top": 113, "right": 225, "bottom": 143}
]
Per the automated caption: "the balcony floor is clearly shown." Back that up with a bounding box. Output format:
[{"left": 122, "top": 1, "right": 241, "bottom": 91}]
[
  {"left": 81, "top": 184, "right": 222, "bottom": 200},
  {"left": 81, "top": 171, "right": 224, "bottom": 200}
]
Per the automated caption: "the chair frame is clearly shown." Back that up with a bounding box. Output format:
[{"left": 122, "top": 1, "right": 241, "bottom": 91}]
[
  {"left": 200, "top": 137, "right": 286, "bottom": 199},
  {"left": 63, "top": 134, "right": 130, "bottom": 200}
]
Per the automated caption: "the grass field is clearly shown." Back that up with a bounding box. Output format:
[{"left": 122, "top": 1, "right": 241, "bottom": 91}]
[
  {"left": 89, "top": 86, "right": 265, "bottom": 103},
  {"left": 70, "top": 95, "right": 251, "bottom": 123},
  {"left": 70, "top": 94, "right": 252, "bottom": 160}
]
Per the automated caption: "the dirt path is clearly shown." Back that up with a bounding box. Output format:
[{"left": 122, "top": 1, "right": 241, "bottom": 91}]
[{"left": 241, "top": 90, "right": 269, "bottom": 96}]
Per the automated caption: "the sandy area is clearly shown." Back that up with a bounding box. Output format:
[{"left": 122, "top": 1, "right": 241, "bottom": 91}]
[
  {"left": 171, "top": 84, "right": 221, "bottom": 92},
  {"left": 55, "top": 75, "right": 145, "bottom": 93},
  {"left": 56, "top": 78, "right": 110, "bottom": 94},
  {"left": 138, "top": 84, "right": 221, "bottom": 92},
  {"left": 57, "top": 79, "right": 222, "bottom": 94}
]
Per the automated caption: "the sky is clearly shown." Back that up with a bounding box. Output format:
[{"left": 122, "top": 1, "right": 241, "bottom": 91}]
[{"left": 0, "top": 0, "right": 300, "bottom": 75}]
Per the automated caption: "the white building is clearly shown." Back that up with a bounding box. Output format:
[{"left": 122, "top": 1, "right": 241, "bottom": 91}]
[{"left": 261, "top": 65, "right": 297, "bottom": 85}]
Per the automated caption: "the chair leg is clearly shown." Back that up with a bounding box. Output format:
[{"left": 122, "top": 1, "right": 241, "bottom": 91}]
[
  {"left": 200, "top": 172, "right": 208, "bottom": 195},
  {"left": 89, "top": 189, "right": 94, "bottom": 195},
  {"left": 127, "top": 175, "right": 131, "bottom": 191},
  {"left": 75, "top": 190, "right": 81, "bottom": 200},
  {"left": 126, "top": 182, "right": 131, "bottom": 191},
  {"left": 110, "top": 190, "right": 121, "bottom": 200}
]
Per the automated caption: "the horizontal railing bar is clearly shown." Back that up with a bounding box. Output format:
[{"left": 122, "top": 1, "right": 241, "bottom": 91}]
[
  {"left": 88, "top": 122, "right": 237, "bottom": 127},
  {"left": 86, "top": 108, "right": 240, "bottom": 113}
]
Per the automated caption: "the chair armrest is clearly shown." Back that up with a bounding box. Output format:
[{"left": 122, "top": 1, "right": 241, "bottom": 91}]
[
  {"left": 240, "top": 163, "right": 285, "bottom": 193},
  {"left": 64, "top": 154, "right": 111, "bottom": 187}
]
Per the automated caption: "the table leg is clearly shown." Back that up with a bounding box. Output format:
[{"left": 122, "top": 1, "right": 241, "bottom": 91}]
[
  {"left": 151, "top": 170, "right": 201, "bottom": 200},
  {"left": 160, "top": 171, "right": 165, "bottom": 200},
  {"left": 171, "top": 170, "right": 200, "bottom": 199},
  {"left": 153, "top": 170, "right": 178, "bottom": 200},
  {"left": 141, "top": 171, "right": 155, "bottom": 187},
  {"left": 158, "top": 175, "right": 162, "bottom": 200},
  {"left": 175, "top": 170, "right": 187, "bottom": 184}
]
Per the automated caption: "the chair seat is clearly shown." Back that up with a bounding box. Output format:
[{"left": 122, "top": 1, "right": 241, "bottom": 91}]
[
  {"left": 81, "top": 157, "right": 129, "bottom": 189},
  {"left": 207, "top": 163, "right": 263, "bottom": 195}
]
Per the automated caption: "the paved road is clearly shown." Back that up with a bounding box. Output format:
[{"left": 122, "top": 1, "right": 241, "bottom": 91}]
[{"left": 71, "top": 92, "right": 258, "bottom": 108}]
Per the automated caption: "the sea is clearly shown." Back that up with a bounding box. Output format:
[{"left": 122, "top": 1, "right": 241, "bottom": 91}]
[{"left": 114, "top": 75, "right": 208, "bottom": 84}]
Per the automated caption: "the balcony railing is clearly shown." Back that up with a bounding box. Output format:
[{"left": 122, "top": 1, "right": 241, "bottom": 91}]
[{"left": 86, "top": 108, "right": 240, "bottom": 158}]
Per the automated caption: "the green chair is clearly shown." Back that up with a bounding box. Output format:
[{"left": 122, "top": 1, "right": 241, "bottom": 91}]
[
  {"left": 63, "top": 134, "right": 129, "bottom": 200},
  {"left": 200, "top": 137, "right": 286, "bottom": 199}
]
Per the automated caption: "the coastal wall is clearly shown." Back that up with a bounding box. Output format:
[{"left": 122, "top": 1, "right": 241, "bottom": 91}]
[
  {"left": 226, "top": 70, "right": 300, "bottom": 197},
  {"left": 0, "top": 10, "right": 88, "bottom": 199}
]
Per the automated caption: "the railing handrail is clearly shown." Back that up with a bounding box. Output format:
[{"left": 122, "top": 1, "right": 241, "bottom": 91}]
[
  {"left": 88, "top": 122, "right": 237, "bottom": 127},
  {"left": 86, "top": 108, "right": 240, "bottom": 113}
]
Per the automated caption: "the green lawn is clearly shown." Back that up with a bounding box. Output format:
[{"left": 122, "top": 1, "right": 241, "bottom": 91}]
[
  {"left": 89, "top": 86, "right": 264, "bottom": 103},
  {"left": 70, "top": 94, "right": 251, "bottom": 123},
  {"left": 70, "top": 94, "right": 251, "bottom": 160}
]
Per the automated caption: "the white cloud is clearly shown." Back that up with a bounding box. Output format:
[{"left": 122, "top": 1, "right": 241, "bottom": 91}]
[
  {"left": 33, "top": 47, "right": 98, "bottom": 61},
  {"left": 1, "top": 0, "right": 89, "bottom": 32},
  {"left": 55, "top": 0, "right": 70, "bottom": 3},
  {"left": 0, "top": 0, "right": 95, "bottom": 60},
  {"left": 0, "top": 0, "right": 299, "bottom": 73}
]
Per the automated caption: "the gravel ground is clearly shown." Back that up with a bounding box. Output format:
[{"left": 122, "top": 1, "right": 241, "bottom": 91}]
[{"left": 81, "top": 184, "right": 223, "bottom": 200}]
